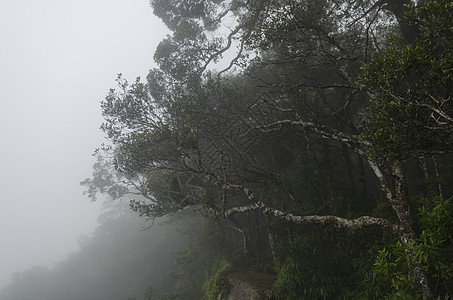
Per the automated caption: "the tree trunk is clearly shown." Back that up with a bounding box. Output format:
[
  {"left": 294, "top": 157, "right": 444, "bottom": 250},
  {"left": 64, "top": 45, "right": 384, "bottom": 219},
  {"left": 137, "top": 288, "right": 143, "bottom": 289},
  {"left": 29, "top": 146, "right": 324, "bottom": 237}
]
[
  {"left": 432, "top": 156, "right": 443, "bottom": 198},
  {"left": 384, "top": 0, "right": 420, "bottom": 43},
  {"left": 363, "top": 156, "right": 433, "bottom": 297},
  {"left": 389, "top": 160, "right": 434, "bottom": 299}
]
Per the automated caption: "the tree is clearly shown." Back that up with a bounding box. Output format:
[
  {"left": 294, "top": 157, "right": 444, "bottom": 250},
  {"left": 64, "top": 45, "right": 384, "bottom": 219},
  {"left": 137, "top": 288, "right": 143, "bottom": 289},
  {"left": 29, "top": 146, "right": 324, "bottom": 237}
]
[
  {"left": 361, "top": 1, "right": 453, "bottom": 159},
  {"left": 83, "top": 0, "right": 453, "bottom": 297}
]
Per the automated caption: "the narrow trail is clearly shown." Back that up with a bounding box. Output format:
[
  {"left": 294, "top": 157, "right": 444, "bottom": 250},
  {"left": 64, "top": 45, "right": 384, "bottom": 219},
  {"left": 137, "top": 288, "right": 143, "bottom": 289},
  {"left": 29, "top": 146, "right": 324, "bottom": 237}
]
[{"left": 226, "top": 266, "right": 275, "bottom": 299}]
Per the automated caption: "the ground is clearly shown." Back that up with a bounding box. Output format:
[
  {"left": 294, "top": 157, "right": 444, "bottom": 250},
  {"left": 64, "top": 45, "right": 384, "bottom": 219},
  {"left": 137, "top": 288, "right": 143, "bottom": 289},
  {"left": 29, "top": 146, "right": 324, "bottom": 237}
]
[{"left": 226, "top": 266, "right": 275, "bottom": 300}]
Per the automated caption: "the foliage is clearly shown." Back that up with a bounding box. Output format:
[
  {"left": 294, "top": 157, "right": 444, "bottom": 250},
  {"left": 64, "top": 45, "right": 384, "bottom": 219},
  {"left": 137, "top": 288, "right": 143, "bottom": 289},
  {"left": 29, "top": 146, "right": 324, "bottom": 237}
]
[
  {"left": 203, "top": 258, "right": 232, "bottom": 300},
  {"left": 270, "top": 225, "right": 384, "bottom": 299},
  {"left": 143, "top": 285, "right": 154, "bottom": 300},
  {"left": 81, "top": 0, "right": 453, "bottom": 298},
  {"left": 370, "top": 196, "right": 453, "bottom": 298},
  {"left": 158, "top": 214, "right": 246, "bottom": 299},
  {"left": 361, "top": 0, "right": 453, "bottom": 159}
]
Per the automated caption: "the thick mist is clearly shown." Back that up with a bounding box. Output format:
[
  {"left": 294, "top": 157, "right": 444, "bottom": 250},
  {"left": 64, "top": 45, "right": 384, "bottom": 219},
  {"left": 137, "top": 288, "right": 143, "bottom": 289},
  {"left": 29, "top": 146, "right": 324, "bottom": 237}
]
[
  {"left": 0, "top": 199, "right": 191, "bottom": 300},
  {"left": 0, "top": 0, "right": 168, "bottom": 289}
]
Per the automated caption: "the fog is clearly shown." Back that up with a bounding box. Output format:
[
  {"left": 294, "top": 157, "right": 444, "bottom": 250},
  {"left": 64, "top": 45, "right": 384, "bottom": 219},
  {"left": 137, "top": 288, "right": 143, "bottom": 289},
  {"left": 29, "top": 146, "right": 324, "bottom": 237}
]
[{"left": 0, "top": 0, "right": 168, "bottom": 289}]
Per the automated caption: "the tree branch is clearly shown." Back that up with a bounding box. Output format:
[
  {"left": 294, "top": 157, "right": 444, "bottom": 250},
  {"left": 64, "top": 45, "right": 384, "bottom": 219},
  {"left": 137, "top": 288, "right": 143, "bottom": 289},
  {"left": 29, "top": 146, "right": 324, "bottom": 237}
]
[
  {"left": 255, "top": 119, "right": 370, "bottom": 149},
  {"left": 199, "top": 25, "right": 242, "bottom": 75},
  {"left": 221, "top": 185, "right": 402, "bottom": 234}
]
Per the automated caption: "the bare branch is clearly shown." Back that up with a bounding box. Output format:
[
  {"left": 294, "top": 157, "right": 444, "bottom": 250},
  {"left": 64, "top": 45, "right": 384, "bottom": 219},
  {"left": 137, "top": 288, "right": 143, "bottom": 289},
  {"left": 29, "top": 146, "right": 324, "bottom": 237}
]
[
  {"left": 226, "top": 225, "right": 249, "bottom": 254},
  {"left": 221, "top": 185, "right": 402, "bottom": 234},
  {"left": 218, "top": 37, "right": 245, "bottom": 77},
  {"left": 255, "top": 119, "right": 370, "bottom": 149},
  {"left": 199, "top": 25, "right": 242, "bottom": 75}
]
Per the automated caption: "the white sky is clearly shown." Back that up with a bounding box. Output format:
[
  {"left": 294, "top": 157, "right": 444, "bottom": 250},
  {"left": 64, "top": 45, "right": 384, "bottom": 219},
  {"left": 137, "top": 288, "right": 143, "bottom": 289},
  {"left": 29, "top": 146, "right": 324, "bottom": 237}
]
[{"left": 0, "top": 0, "right": 168, "bottom": 288}]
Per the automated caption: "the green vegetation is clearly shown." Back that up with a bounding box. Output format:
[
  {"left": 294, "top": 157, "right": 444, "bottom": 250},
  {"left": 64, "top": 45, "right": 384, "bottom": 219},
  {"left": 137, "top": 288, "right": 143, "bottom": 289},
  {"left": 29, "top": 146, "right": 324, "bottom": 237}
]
[
  {"left": 203, "top": 258, "right": 232, "bottom": 300},
  {"left": 83, "top": 0, "right": 453, "bottom": 298},
  {"left": 360, "top": 1, "right": 453, "bottom": 159},
  {"left": 370, "top": 196, "right": 453, "bottom": 298},
  {"left": 3, "top": 0, "right": 449, "bottom": 299}
]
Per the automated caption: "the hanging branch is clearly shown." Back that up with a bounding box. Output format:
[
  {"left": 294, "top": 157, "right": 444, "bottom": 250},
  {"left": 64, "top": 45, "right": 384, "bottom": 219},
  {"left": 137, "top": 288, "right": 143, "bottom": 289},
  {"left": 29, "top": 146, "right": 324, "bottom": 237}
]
[{"left": 219, "top": 183, "right": 402, "bottom": 234}]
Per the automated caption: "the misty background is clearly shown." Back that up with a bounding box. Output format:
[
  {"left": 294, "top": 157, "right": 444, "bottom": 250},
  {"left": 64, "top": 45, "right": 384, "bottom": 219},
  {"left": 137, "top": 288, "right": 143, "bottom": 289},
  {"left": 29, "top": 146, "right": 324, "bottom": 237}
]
[{"left": 0, "top": 0, "right": 168, "bottom": 289}]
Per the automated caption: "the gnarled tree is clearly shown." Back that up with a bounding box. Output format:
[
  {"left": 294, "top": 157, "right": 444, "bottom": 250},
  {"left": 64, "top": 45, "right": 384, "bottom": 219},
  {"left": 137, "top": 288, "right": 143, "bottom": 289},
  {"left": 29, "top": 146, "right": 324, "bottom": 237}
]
[{"left": 83, "top": 0, "right": 453, "bottom": 297}]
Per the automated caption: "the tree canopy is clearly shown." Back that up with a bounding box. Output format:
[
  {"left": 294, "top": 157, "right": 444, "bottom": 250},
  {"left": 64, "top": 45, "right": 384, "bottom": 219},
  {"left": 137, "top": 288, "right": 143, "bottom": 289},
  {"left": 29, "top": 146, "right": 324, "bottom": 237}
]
[{"left": 82, "top": 0, "right": 453, "bottom": 298}]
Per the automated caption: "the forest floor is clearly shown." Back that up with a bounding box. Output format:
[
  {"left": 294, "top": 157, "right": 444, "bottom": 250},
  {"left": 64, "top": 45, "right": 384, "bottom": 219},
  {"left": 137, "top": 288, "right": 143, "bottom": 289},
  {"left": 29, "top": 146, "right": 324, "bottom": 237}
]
[{"left": 226, "top": 266, "right": 275, "bottom": 299}]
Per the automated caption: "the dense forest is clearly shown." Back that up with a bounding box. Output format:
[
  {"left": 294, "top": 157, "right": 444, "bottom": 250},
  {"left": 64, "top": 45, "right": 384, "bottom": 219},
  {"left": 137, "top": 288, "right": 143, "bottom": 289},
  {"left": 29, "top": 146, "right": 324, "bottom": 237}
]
[
  {"left": 84, "top": 0, "right": 453, "bottom": 298},
  {"left": 4, "top": 0, "right": 452, "bottom": 299}
]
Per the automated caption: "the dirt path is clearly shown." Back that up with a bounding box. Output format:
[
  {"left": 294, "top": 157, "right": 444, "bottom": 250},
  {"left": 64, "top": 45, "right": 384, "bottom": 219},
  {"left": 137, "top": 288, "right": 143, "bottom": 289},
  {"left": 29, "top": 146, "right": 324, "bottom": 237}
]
[{"left": 226, "top": 267, "right": 275, "bottom": 299}]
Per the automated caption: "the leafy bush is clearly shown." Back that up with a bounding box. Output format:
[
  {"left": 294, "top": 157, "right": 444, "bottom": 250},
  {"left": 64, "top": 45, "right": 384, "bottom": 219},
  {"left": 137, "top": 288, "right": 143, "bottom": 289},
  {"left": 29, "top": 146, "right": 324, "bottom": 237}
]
[
  {"left": 203, "top": 258, "right": 232, "bottom": 300},
  {"left": 370, "top": 196, "right": 453, "bottom": 298}
]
